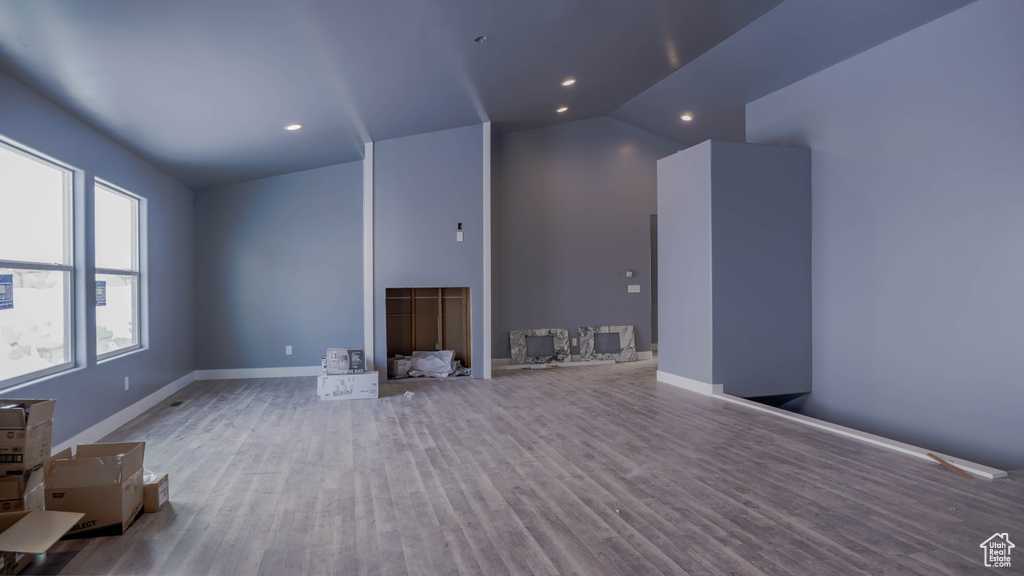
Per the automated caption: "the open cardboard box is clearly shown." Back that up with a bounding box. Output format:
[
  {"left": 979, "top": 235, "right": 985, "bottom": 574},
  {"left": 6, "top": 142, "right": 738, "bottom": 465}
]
[
  {"left": 44, "top": 442, "right": 145, "bottom": 539},
  {"left": 0, "top": 468, "right": 44, "bottom": 513},
  {"left": 0, "top": 511, "right": 83, "bottom": 575},
  {"left": 0, "top": 400, "right": 55, "bottom": 476}
]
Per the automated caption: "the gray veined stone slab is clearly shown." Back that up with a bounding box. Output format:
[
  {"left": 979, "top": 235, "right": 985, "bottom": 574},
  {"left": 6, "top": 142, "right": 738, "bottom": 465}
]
[
  {"left": 578, "top": 325, "right": 637, "bottom": 362},
  {"left": 509, "top": 328, "right": 571, "bottom": 364}
]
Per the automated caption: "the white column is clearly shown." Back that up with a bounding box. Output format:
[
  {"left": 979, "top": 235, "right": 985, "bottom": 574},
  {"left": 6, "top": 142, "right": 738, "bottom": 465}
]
[
  {"left": 482, "top": 122, "right": 492, "bottom": 379},
  {"left": 362, "top": 142, "right": 375, "bottom": 372}
]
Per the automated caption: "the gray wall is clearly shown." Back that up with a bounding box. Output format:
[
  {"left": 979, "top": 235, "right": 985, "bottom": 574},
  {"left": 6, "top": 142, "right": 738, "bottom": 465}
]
[
  {"left": 0, "top": 69, "right": 195, "bottom": 445},
  {"left": 492, "top": 117, "right": 679, "bottom": 358},
  {"left": 656, "top": 142, "right": 713, "bottom": 383},
  {"left": 194, "top": 162, "right": 364, "bottom": 369},
  {"left": 746, "top": 0, "right": 1024, "bottom": 469},
  {"left": 657, "top": 140, "right": 811, "bottom": 396},
  {"left": 710, "top": 141, "right": 811, "bottom": 398},
  {"left": 373, "top": 124, "right": 484, "bottom": 376}
]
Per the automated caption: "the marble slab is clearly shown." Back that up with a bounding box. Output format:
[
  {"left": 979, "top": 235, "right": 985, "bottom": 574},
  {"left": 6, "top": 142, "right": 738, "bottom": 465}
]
[
  {"left": 578, "top": 325, "right": 637, "bottom": 362},
  {"left": 509, "top": 328, "right": 571, "bottom": 364}
]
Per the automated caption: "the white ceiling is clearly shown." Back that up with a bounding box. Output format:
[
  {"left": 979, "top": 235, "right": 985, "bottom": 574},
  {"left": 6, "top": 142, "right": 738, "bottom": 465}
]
[{"left": 0, "top": 0, "right": 972, "bottom": 189}]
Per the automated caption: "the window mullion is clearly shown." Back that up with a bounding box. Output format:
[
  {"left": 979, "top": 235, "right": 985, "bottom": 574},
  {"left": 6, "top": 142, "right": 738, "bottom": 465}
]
[
  {"left": 95, "top": 268, "right": 139, "bottom": 277},
  {"left": 0, "top": 260, "right": 73, "bottom": 272}
]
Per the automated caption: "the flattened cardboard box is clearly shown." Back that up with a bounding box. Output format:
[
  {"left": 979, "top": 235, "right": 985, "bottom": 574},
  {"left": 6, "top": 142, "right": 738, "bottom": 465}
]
[
  {"left": 0, "top": 467, "right": 44, "bottom": 513},
  {"left": 0, "top": 400, "right": 55, "bottom": 476},
  {"left": 325, "top": 348, "right": 366, "bottom": 374},
  {"left": 0, "top": 510, "right": 83, "bottom": 576},
  {"left": 318, "top": 372, "right": 378, "bottom": 400},
  {"left": 45, "top": 442, "right": 145, "bottom": 539}
]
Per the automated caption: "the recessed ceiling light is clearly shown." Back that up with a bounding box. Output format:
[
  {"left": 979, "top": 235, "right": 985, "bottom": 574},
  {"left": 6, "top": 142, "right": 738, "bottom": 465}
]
[
  {"left": 474, "top": 35, "right": 487, "bottom": 43},
  {"left": 557, "top": 107, "right": 569, "bottom": 113},
  {"left": 561, "top": 78, "right": 576, "bottom": 87},
  {"left": 286, "top": 123, "right": 303, "bottom": 131},
  {"left": 680, "top": 114, "right": 693, "bottom": 122}
]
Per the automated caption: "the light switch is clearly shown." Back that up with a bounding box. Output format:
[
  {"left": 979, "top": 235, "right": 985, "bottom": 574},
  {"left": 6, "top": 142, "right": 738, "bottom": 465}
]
[{"left": 628, "top": 284, "right": 641, "bottom": 293}]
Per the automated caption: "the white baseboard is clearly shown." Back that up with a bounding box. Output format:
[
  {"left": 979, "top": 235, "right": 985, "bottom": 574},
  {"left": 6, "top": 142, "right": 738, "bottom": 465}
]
[
  {"left": 52, "top": 370, "right": 198, "bottom": 454},
  {"left": 657, "top": 371, "right": 723, "bottom": 395},
  {"left": 195, "top": 365, "right": 321, "bottom": 380},
  {"left": 638, "top": 351, "right": 653, "bottom": 361},
  {"left": 713, "top": 394, "right": 1007, "bottom": 480},
  {"left": 651, "top": 343, "right": 658, "bottom": 352}
]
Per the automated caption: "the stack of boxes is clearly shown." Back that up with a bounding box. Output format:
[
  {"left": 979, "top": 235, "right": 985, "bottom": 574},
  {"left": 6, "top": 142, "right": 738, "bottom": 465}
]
[
  {"left": 0, "top": 398, "right": 171, "bottom": 573},
  {"left": 0, "top": 400, "right": 54, "bottom": 514},
  {"left": 0, "top": 399, "right": 84, "bottom": 575},
  {"left": 318, "top": 348, "right": 379, "bottom": 400}
]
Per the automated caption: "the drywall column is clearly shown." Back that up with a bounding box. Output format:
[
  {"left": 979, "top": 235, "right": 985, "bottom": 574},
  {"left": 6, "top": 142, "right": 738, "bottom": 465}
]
[
  {"left": 657, "top": 140, "right": 810, "bottom": 398},
  {"left": 656, "top": 142, "right": 715, "bottom": 393},
  {"left": 372, "top": 124, "right": 486, "bottom": 380}
]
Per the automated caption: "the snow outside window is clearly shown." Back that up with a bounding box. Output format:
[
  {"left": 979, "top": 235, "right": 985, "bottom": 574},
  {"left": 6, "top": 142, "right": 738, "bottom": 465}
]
[
  {"left": 0, "top": 139, "right": 74, "bottom": 388},
  {"left": 94, "top": 182, "right": 140, "bottom": 359}
]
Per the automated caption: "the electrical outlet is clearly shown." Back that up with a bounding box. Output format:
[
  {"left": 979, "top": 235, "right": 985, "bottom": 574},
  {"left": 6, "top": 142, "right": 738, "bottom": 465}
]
[
  {"left": 572, "top": 338, "right": 578, "bottom": 346},
  {"left": 457, "top": 231, "right": 464, "bottom": 242},
  {"left": 628, "top": 284, "right": 641, "bottom": 293},
  {"left": 124, "top": 376, "right": 130, "bottom": 391},
  {"left": 286, "top": 345, "right": 292, "bottom": 355}
]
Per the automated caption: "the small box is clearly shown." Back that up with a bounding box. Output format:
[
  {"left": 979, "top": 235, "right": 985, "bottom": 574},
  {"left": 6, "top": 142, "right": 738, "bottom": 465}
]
[
  {"left": 0, "top": 510, "right": 84, "bottom": 575},
  {"left": 44, "top": 442, "right": 145, "bottom": 539},
  {"left": 0, "top": 400, "right": 55, "bottom": 476},
  {"left": 0, "top": 467, "right": 44, "bottom": 513},
  {"left": 143, "top": 473, "right": 168, "bottom": 513},
  {"left": 325, "top": 348, "right": 366, "bottom": 374},
  {"left": 317, "top": 372, "right": 378, "bottom": 400},
  {"left": 387, "top": 356, "right": 412, "bottom": 379}
]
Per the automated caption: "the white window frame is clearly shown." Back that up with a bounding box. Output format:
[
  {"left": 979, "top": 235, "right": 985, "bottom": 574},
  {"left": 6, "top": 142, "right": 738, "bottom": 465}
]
[
  {"left": 0, "top": 138, "right": 75, "bottom": 388},
  {"left": 94, "top": 180, "right": 141, "bottom": 361}
]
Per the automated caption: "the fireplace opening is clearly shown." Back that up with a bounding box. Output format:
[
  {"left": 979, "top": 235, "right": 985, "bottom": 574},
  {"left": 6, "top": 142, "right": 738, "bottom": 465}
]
[{"left": 385, "top": 287, "right": 471, "bottom": 379}]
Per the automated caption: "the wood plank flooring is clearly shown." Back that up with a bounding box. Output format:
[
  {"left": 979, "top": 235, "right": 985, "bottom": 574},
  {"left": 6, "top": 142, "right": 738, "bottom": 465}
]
[{"left": 28, "top": 361, "right": 1024, "bottom": 575}]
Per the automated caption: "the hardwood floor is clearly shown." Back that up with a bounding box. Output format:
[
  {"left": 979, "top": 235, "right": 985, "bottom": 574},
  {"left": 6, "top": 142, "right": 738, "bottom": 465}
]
[{"left": 30, "top": 361, "right": 1024, "bottom": 575}]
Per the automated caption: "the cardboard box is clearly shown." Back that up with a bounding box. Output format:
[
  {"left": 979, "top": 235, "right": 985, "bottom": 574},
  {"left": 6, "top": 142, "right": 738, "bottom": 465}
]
[
  {"left": 0, "top": 510, "right": 83, "bottom": 575},
  {"left": 0, "top": 467, "right": 44, "bottom": 513},
  {"left": 0, "top": 400, "right": 55, "bottom": 476},
  {"left": 387, "top": 356, "right": 412, "bottom": 379},
  {"left": 317, "top": 372, "right": 378, "bottom": 400},
  {"left": 325, "top": 348, "right": 366, "bottom": 374},
  {"left": 143, "top": 472, "right": 168, "bottom": 513},
  {"left": 44, "top": 442, "right": 145, "bottom": 539}
]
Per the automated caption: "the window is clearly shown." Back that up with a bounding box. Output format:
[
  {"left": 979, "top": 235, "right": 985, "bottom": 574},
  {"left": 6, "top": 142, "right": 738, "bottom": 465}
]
[
  {"left": 94, "top": 182, "right": 140, "bottom": 359},
  {"left": 0, "top": 139, "right": 74, "bottom": 387}
]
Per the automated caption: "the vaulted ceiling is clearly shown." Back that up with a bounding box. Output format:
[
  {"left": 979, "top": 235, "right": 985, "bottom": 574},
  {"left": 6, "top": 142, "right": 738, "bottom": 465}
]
[{"left": 0, "top": 0, "right": 972, "bottom": 189}]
